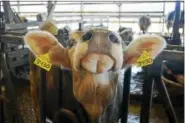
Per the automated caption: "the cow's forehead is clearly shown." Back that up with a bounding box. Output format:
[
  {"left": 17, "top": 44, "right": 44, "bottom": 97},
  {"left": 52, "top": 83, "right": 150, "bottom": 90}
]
[{"left": 85, "top": 28, "right": 111, "bottom": 34}]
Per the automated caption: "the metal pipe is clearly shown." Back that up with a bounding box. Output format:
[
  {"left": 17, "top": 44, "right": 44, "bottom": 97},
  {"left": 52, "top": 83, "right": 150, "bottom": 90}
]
[
  {"left": 2, "top": 1, "right": 14, "bottom": 23},
  {"left": 55, "top": 67, "right": 62, "bottom": 110},
  {"left": 120, "top": 67, "right": 132, "bottom": 123},
  {"left": 20, "top": 14, "right": 165, "bottom": 18},
  {"left": 17, "top": 0, "right": 20, "bottom": 14},
  {"left": 140, "top": 67, "right": 154, "bottom": 123},
  {"left": 118, "top": 3, "right": 122, "bottom": 27},
  {"left": 18, "top": 11, "right": 164, "bottom": 14},
  {"left": 4, "top": 19, "right": 165, "bottom": 31},
  {"left": 165, "top": 44, "right": 184, "bottom": 51},
  {"left": 0, "top": 1, "right": 183, "bottom": 7},
  {"left": 53, "top": 0, "right": 184, "bottom": 3},
  {"left": 162, "top": 2, "right": 166, "bottom": 32},
  {"left": 47, "top": 1, "right": 57, "bottom": 21},
  {"left": 80, "top": 0, "right": 84, "bottom": 21},
  {"left": 40, "top": 69, "right": 46, "bottom": 123},
  {"left": 0, "top": 85, "right": 5, "bottom": 123},
  {"left": 154, "top": 77, "right": 179, "bottom": 123},
  {"left": 0, "top": 52, "right": 24, "bottom": 123},
  {"left": 162, "top": 50, "right": 184, "bottom": 61},
  {"left": 172, "top": 1, "right": 181, "bottom": 45}
]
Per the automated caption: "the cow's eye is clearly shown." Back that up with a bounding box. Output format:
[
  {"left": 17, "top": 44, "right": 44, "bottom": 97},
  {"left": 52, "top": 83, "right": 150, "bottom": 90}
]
[
  {"left": 82, "top": 32, "right": 92, "bottom": 42},
  {"left": 108, "top": 33, "right": 119, "bottom": 43}
]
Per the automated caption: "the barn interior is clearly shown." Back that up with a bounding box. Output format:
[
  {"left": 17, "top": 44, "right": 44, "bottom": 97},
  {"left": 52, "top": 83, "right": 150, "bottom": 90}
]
[{"left": 0, "top": 0, "right": 184, "bottom": 123}]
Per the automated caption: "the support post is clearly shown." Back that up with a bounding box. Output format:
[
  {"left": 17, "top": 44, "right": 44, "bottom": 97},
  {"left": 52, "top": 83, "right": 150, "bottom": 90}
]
[
  {"left": 40, "top": 69, "right": 46, "bottom": 123},
  {"left": 0, "top": 84, "right": 5, "bottom": 123},
  {"left": 121, "top": 67, "right": 132, "bottom": 123},
  {"left": 0, "top": 53, "right": 23, "bottom": 123},
  {"left": 154, "top": 77, "right": 179, "bottom": 123},
  {"left": 140, "top": 67, "right": 154, "bottom": 123},
  {"left": 172, "top": 1, "right": 181, "bottom": 45},
  {"left": 56, "top": 67, "right": 62, "bottom": 109}
]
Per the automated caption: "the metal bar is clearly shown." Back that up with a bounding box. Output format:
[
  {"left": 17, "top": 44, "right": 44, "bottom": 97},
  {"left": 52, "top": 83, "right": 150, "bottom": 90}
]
[
  {"left": 47, "top": 1, "right": 53, "bottom": 15},
  {"left": 53, "top": 0, "right": 184, "bottom": 2},
  {"left": 17, "top": 0, "right": 20, "bottom": 14},
  {"left": 8, "top": 58, "right": 29, "bottom": 68},
  {"left": 40, "top": 69, "right": 46, "bottom": 123},
  {"left": 162, "top": 2, "right": 165, "bottom": 32},
  {"left": 120, "top": 67, "right": 132, "bottom": 123},
  {"left": 154, "top": 77, "right": 179, "bottom": 123},
  {"left": 2, "top": 1, "right": 22, "bottom": 23},
  {"left": 47, "top": 1, "right": 57, "bottom": 21},
  {"left": 78, "top": 22, "right": 83, "bottom": 31},
  {"left": 0, "top": 52, "right": 3, "bottom": 123},
  {"left": 165, "top": 45, "right": 184, "bottom": 51},
  {"left": 5, "top": 22, "right": 38, "bottom": 30},
  {"left": 52, "top": 11, "right": 164, "bottom": 13},
  {"left": 1, "top": 35, "right": 23, "bottom": 42},
  {"left": 19, "top": 13, "right": 164, "bottom": 18},
  {"left": 0, "top": 52, "right": 24, "bottom": 123},
  {"left": 0, "top": 1, "right": 183, "bottom": 7},
  {"left": 2, "top": 1, "right": 14, "bottom": 23},
  {"left": 118, "top": 4, "right": 122, "bottom": 26},
  {"left": 4, "top": 19, "right": 165, "bottom": 31},
  {"left": 55, "top": 67, "right": 62, "bottom": 110},
  {"left": 166, "top": 44, "right": 184, "bottom": 49},
  {"left": 18, "top": 11, "right": 164, "bottom": 14},
  {"left": 80, "top": 0, "right": 84, "bottom": 21},
  {"left": 140, "top": 67, "right": 154, "bottom": 123},
  {"left": 172, "top": 1, "right": 181, "bottom": 45},
  {"left": 6, "top": 49, "right": 28, "bottom": 57},
  {"left": 0, "top": 85, "right": 5, "bottom": 123},
  {"left": 54, "top": 15, "right": 164, "bottom": 18},
  {"left": 162, "top": 50, "right": 184, "bottom": 61},
  {"left": 3, "top": 1, "right": 184, "bottom": 4}
]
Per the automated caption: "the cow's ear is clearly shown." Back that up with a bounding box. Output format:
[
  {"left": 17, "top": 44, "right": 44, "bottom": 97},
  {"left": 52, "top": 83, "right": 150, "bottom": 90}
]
[
  {"left": 123, "top": 34, "right": 166, "bottom": 66},
  {"left": 24, "top": 30, "right": 71, "bottom": 69}
]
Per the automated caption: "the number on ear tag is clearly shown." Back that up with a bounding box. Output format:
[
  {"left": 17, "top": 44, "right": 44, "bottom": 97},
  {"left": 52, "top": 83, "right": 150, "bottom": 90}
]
[
  {"left": 136, "top": 50, "right": 153, "bottom": 67},
  {"left": 34, "top": 53, "right": 52, "bottom": 71}
]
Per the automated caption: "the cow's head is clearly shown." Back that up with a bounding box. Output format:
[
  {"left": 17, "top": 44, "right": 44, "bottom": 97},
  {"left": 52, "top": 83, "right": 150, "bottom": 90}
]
[{"left": 24, "top": 27, "right": 166, "bottom": 122}]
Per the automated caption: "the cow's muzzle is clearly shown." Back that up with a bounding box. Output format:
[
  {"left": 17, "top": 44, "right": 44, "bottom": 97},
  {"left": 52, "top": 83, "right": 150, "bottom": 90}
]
[{"left": 80, "top": 53, "right": 114, "bottom": 73}]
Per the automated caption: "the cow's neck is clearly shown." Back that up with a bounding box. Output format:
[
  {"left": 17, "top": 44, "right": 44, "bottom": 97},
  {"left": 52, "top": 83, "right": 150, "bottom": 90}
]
[{"left": 73, "top": 69, "right": 119, "bottom": 122}]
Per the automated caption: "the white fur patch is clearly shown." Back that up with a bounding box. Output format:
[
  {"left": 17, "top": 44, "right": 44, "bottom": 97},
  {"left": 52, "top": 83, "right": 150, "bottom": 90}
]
[
  {"left": 82, "top": 57, "right": 98, "bottom": 73},
  {"left": 110, "top": 43, "right": 123, "bottom": 70},
  {"left": 92, "top": 72, "right": 110, "bottom": 85},
  {"left": 73, "top": 42, "right": 88, "bottom": 71}
]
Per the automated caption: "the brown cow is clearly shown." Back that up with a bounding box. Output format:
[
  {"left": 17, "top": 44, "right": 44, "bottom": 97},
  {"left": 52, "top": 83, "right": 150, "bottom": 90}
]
[
  {"left": 28, "top": 31, "right": 83, "bottom": 123},
  {"left": 24, "top": 27, "right": 166, "bottom": 123}
]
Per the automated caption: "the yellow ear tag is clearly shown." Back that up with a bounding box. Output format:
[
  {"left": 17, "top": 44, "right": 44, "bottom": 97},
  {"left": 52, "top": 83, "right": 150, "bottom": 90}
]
[
  {"left": 34, "top": 53, "right": 52, "bottom": 71},
  {"left": 136, "top": 50, "right": 153, "bottom": 67}
]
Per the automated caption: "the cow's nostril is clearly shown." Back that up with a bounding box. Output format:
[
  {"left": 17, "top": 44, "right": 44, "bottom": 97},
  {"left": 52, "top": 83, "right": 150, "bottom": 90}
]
[
  {"left": 82, "top": 32, "right": 92, "bottom": 42},
  {"left": 81, "top": 54, "right": 114, "bottom": 73}
]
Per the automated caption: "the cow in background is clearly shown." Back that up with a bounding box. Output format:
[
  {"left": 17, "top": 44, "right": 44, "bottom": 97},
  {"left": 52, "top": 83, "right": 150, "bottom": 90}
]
[
  {"left": 139, "top": 15, "right": 151, "bottom": 34},
  {"left": 118, "top": 27, "right": 133, "bottom": 46}
]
